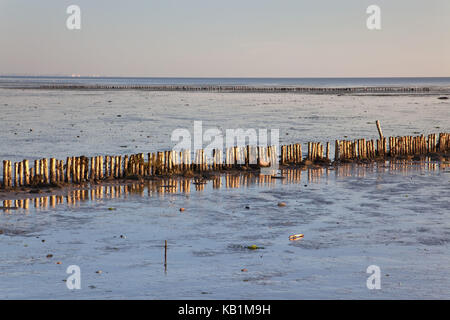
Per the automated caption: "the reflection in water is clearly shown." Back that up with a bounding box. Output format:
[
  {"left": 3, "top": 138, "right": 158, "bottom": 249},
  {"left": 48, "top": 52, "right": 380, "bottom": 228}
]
[{"left": 1, "top": 159, "right": 447, "bottom": 213}]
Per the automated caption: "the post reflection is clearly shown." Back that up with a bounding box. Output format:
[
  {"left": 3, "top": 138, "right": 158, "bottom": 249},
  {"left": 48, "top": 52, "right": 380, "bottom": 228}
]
[{"left": 1, "top": 159, "right": 447, "bottom": 213}]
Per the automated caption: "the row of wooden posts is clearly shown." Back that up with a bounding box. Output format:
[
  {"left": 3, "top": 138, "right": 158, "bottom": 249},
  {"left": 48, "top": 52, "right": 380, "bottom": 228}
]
[
  {"left": 1, "top": 133, "right": 449, "bottom": 189},
  {"left": 1, "top": 146, "right": 275, "bottom": 188},
  {"left": 37, "top": 84, "right": 434, "bottom": 94},
  {"left": 280, "top": 142, "right": 330, "bottom": 163},
  {"left": 335, "top": 133, "right": 449, "bottom": 161},
  {"left": 3, "top": 160, "right": 447, "bottom": 211}
]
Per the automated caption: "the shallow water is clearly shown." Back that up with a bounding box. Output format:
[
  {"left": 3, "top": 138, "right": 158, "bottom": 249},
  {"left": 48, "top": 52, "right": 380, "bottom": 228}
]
[
  {"left": 0, "top": 88, "right": 449, "bottom": 299},
  {"left": 0, "top": 89, "right": 449, "bottom": 163}
]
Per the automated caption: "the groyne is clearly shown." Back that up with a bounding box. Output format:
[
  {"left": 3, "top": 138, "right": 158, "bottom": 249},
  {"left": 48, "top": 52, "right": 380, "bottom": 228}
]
[
  {"left": 1, "top": 129, "right": 449, "bottom": 190},
  {"left": 1, "top": 159, "right": 447, "bottom": 210},
  {"left": 11, "top": 84, "right": 450, "bottom": 94}
]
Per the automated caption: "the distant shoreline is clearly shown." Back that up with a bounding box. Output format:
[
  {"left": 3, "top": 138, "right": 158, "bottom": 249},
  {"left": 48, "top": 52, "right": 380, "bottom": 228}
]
[{"left": 3, "top": 84, "right": 450, "bottom": 95}]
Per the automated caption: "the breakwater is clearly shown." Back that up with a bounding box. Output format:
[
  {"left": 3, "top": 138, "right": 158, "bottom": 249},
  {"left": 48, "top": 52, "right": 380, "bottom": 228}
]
[
  {"left": 12, "top": 84, "right": 450, "bottom": 94},
  {"left": 1, "top": 129, "right": 449, "bottom": 190}
]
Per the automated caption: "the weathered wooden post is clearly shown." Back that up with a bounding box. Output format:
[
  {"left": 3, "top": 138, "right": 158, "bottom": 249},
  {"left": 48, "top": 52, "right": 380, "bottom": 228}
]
[
  {"left": 99, "top": 156, "right": 104, "bottom": 179},
  {"left": 13, "top": 162, "right": 18, "bottom": 186},
  {"left": 117, "top": 156, "right": 122, "bottom": 177},
  {"left": 335, "top": 140, "right": 340, "bottom": 161},
  {"left": 59, "top": 160, "right": 64, "bottom": 183},
  {"left": 50, "top": 158, "right": 57, "bottom": 184},
  {"left": 2, "top": 160, "right": 7, "bottom": 188},
  {"left": 376, "top": 120, "right": 384, "bottom": 140}
]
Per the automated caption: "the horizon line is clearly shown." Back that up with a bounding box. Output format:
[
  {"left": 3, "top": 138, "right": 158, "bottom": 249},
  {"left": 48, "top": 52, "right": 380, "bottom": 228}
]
[{"left": 1, "top": 75, "right": 450, "bottom": 79}]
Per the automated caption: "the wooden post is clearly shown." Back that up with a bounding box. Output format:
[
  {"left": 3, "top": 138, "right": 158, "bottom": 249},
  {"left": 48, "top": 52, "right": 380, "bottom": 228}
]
[
  {"left": 371, "top": 140, "right": 374, "bottom": 158},
  {"left": 50, "top": 158, "right": 56, "bottom": 184},
  {"left": 111, "top": 156, "right": 117, "bottom": 178},
  {"left": 167, "top": 151, "right": 172, "bottom": 173},
  {"left": 118, "top": 156, "right": 123, "bottom": 177},
  {"left": 124, "top": 155, "right": 129, "bottom": 176},
  {"left": 55, "top": 160, "right": 60, "bottom": 182},
  {"left": 376, "top": 120, "right": 384, "bottom": 140},
  {"left": 335, "top": 140, "right": 340, "bottom": 161},
  {"left": 99, "top": 156, "right": 104, "bottom": 179},
  {"left": 164, "top": 240, "right": 167, "bottom": 272},
  {"left": 59, "top": 160, "right": 64, "bottom": 183},
  {"left": 361, "top": 139, "right": 366, "bottom": 159},
  {"left": 88, "top": 157, "right": 93, "bottom": 180},
  {"left": 38, "top": 159, "right": 43, "bottom": 183},
  {"left": 17, "top": 162, "right": 23, "bottom": 186},
  {"left": 43, "top": 159, "right": 49, "bottom": 184},
  {"left": 156, "top": 153, "right": 162, "bottom": 175},
  {"left": 342, "top": 141, "right": 346, "bottom": 160},
  {"left": 75, "top": 157, "right": 80, "bottom": 182},
  {"left": 245, "top": 145, "right": 250, "bottom": 166},
  {"left": 71, "top": 157, "right": 76, "bottom": 182},
  {"left": 7, "top": 161, "right": 12, "bottom": 187},
  {"left": 152, "top": 153, "right": 156, "bottom": 175},
  {"left": 298, "top": 144, "right": 302, "bottom": 162},
  {"left": 81, "top": 157, "right": 87, "bottom": 182},
  {"left": 72, "top": 158, "right": 78, "bottom": 183},
  {"left": 2, "top": 160, "right": 7, "bottom": 188},
  {"left": 105, "top": 156, "right": 110, "bottom": 177},
  {"left": 149, "top": 152, "right": 155, "bottom": 176},
  {"left": 326, "top": 142, "right": 330, "bottom": 160},
  {"left": 13, "top": 162, "right": 19, "bottom": 187},
  {"left": 307, "top": 142, "right": 312, "bottom": 160},
  {"left": 433, "top": 134, "right": 437, "bottom": 152},
  {"left": 66, "top": 157, "right": 71, "bottom": 182},
  {"left": 212, "top": 149, "right": 216, "bottom": 170}
]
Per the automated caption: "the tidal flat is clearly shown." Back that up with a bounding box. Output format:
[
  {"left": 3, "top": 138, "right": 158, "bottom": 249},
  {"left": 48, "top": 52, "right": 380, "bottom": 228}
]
[{"left": 0, "top": 89, "right": 449, "bottom": 299}]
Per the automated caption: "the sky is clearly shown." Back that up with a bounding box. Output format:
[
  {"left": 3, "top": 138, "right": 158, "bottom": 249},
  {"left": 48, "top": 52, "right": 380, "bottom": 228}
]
[{"left": 0, "top": 0, "right": 449, "bottom": 77}]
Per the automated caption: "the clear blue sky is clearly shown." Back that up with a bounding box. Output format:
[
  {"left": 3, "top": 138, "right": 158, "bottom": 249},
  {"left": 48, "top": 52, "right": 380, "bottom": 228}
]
[{"left": 0, "top": 0, "right": 449, "bottom": 77}]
